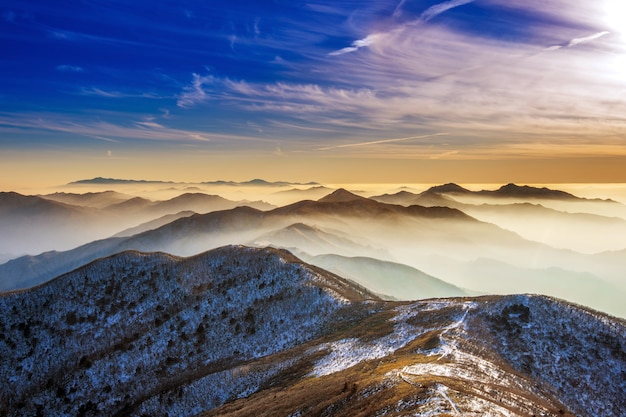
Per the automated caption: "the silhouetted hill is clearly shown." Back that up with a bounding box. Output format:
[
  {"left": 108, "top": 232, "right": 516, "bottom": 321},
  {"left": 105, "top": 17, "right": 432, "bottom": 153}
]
[
  {"left": 113, "top": 211, "right": 196, "bottom": 238},
  {"left": 482, "top": 183, "right": 579, "bottom": 199},
  {"left": 0, "top": 192, "right": 103, "bottom": 254},
  {"left": 40, "top": 190, "right": 133, "bottom": 208},
  {"left": 370, "top": 190, "right": 419, "bottom": 205},
  {"left": 425, "top": 183, "right": 472, "bottom": 194},
  {"left": 317, "top": 188, "right": 369, "bottom": 203},
  {"left": 251, "top": 223, "right": 386, "bottom": 258},
  {"left": 69, "top": 177, "right": 174, "bottom": 185},
  {"left": 305, "top": 253, "right": 469, "bottom": 300}
]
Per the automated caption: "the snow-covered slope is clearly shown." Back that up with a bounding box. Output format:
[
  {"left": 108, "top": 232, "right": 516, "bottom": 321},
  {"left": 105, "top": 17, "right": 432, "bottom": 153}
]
[
  {"left": 1, "top": 247, "right": 624, "bottom": 417},
  {"left": 0, "top": 246, "right": 375, "bottom": 416}
]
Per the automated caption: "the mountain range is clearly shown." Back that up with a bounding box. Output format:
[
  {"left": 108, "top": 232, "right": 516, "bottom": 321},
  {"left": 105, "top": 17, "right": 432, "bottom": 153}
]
[
  {"left": 0, "top": 191, "right": 274, "bottom": 256},
  {"left": 2, "top": 186, "right": 625, "bottom": 317},
  {"left": 1, "top": 246, "right": 623, "bottom": 416}
]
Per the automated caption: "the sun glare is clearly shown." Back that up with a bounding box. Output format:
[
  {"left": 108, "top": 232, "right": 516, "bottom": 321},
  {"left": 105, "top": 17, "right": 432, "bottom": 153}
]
[{"left": 605, "top": 0, "right": 626, "bottom": 37}]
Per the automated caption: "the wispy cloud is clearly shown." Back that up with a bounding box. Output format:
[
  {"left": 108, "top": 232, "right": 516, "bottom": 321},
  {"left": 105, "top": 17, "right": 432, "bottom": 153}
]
[
  {"left": 329, "top": 0, "right": 474, "bottom": 56},
  {"left": 545, "top": 31, "right": 611, "bottom": 51},
  {"left": 328, "top": 34, "right": 381, "bottom": 56},
  {"left": 0, "top": 112, "right": 270, "bottom": 145},
  {"left": 393, "top": 0, "right": 408, "bottom": 18},
  {"left": 419, "top": 0, "right": 474, "bottom": 22},
  {"left": 177, "top": 73, "right": 216, "bottom": 108},
  {"left": 318, "top": 133, "right": 450, "bottom": 151},
  {"left": 79, "top": 87, "right": 163, "bottom": 99}
]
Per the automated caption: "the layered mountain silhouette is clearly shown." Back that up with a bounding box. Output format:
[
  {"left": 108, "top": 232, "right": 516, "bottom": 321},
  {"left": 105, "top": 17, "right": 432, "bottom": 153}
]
[
  {"left": 2, "top": 187, "right": 625, "bottom": 317},
  {"left": 1, "top": 247, "right": 623, "bottom": 417},
  {"left": 0, "top": 191, "right": 274, "bottom": 256},
  {"left": 41, "top": 190, "right": 133, "bottom": 208},
  {"left": 302, "top": 253, "right": 469, "bottom": 300},
  {"left": 0, "top": 190, "right": 488, "bottom": 291}
]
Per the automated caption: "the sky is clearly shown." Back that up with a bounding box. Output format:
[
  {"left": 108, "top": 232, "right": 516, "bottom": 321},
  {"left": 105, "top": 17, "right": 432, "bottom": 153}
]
[{"left": 1, "top": 0, "right": 625, "bottom": 189}]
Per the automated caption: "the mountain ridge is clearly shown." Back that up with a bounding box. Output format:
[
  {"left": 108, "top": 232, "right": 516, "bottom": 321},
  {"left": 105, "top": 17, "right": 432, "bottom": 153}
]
[{"left": 1, "top": 247, "right": 623, "bottom": 416}]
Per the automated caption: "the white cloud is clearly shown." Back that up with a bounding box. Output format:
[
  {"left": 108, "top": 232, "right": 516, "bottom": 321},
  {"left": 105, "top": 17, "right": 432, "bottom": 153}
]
[
  {"left": 567, "top": 31, "right": 611, "bottom": 47},
  {"left": 177, "top": 73, "right": 215, "bottom": 108},
  {"left": 329, "top": 0, "right": 474, "bottom": 56},
  {"left": 393, "top": 0, "right": 408, "bottom": 18},
  {"left": 419, "top": 0, "right": 475, "bottom": 22},
  {"left": 0, "top": 112, "right": 262, "bottom": 145},
  {"left": 318, "top": 133, "right": 450, "bottom": 151},
  {"left": 546, "top": 31, "right": 611, "bottom": 50}
]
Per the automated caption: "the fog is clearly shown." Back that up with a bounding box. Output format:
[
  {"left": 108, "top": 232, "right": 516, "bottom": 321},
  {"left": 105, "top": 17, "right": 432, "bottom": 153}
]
[{"left": 1, "top": 182, "right": 625, "bottom": 318}]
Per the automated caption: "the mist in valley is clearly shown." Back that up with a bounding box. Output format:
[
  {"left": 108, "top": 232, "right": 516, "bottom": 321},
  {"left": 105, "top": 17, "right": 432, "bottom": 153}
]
[{"left": 1, "top": 180, "right": 625, "bottom": 318}]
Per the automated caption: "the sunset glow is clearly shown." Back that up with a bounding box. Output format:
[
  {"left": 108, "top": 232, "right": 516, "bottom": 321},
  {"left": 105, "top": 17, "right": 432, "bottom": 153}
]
[{"left": 0, "top": 1, "right": 625, "bottom": 187}]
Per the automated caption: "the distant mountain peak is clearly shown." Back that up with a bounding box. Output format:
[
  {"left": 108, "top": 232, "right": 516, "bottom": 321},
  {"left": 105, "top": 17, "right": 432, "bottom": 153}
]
[
  {"left": 489, "top": 183, "right": 577, "bottom": 199},
  {"left": 69, "top": 177, "right": 174, "bottom": 185},
  {"left": 425, "top": 183, "right": 471, "bottom": 194},
  {"left": 318, "top": 188, "right": 368, "bottom": 203},
  {"left": 285, "top": 222, "right": 319, "bottom": 232}
]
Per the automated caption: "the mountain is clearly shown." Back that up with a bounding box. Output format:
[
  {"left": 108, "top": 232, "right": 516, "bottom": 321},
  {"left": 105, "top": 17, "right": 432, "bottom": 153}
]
[
  {"left": 105, "top": 193, "right": 275, "bottom": 217},
  {"left": 204, "top": 293, "right": 626, "bottom": 417},
  {"left": 149, "top": 193, "right": 271, "bottom": 215},
  {"left": 201, "top": 179, "right": 320, "bottom": 187},
  {"left": 272, "top": 186, "right": 334, "bottom": 203},
  {"left": 0, "top": 192, "right": 103, "bottom": 255},
  {"left": 425, "top": 182, "right": 473, "bottom": 194},
  {"left": 482, "top": 183, "right": 602, "bottom": 200},
  {"left": 250, "top": 222, "right": 387, "bottom": 259},
  {"left": 2, "top": 191, "right": 623, "bottom": 319},
  {"left": 103, "top": 196, "right": 153, "bottom": 212},
  {"left": 0, "top": 194, "right": 474, "bottom": 290},
  {"left": 459, "top": 202, "right": 626, "bottom": 253},
  {"left": 40, "top": 191, "right": 133, "bottom": 208},
  {"left": 274, "top": 189, "right": 469, "bottom": 219},
  {"left": 303, "top": 253, "right": 469, "bottom": 300},
  {"left": 423, "top": 182, "right": 604, "bottom": 201},
  {"left": 317, "top": 188, "right": 369, "bottom": 203},
  {"left": 420, "top": 255, "right": 626, "bottom": 318},
  {"left": 0, "top": 191, "right": 276, "bottom": 257},
  {"left": 1, "top": 247, "right": 624, "bottom": 416},
  {"left": 0, "top": 246, "right": 375, "bottom": 416},
  {"left": 69, "top": 177, "right": 175, "bottom": 185},
  {"left": 369, "top": 190, "right": 418, "bottom": 205},
  {"left": 113, "top": 211, "right": 196, "bottom": 238}
]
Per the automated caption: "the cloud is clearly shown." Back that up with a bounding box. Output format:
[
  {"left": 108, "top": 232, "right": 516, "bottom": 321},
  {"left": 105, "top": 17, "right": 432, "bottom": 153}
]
[
  {"left": 318, "top": 133, "right": 450, "bottom": 151},
  {"left": 393, "top": 0, "right": 408, "bottom": 18},
  {"left": 329, "top": 34, "right": 381, "bottom": 56},
  {"left": 177, "top": 73, "right": 216, "bottom": 108},
  {"left": 56, "top": 65, "right": 84, "bottom": 73},
  {"left": 545, "top": 31, "right": 611, "bottom": 50},
  {"left": 329, "top": 0, "right": 474, "bottom": 56},
  {"left": 79, "top": 87, "right": 163, "bottom": 99},
  {"left": 0, "top": 112, "right": 261, "bottom": 145},
  {"left": 419, "top": 0, "right": 475, "bottom": 22}
]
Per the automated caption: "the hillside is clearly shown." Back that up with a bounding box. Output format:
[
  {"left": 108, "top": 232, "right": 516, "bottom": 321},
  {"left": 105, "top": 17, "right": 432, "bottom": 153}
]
[
  {"left": 0, "top": 247, "right": 624, "bottom": 416},
  {"left": 0, "top": 246, "right": 375, "bottom": 416},
  {"left": 303, "top": 253, "right": 469, "bottom": 300}
]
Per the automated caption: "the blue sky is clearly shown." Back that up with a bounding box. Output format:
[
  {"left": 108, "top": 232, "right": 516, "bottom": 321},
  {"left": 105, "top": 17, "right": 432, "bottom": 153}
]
[{"left": 1, "top": 0, "right": 625, "bottom": 186}]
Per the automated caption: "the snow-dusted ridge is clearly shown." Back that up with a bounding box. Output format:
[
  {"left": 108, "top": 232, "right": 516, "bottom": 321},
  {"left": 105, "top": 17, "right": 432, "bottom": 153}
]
[{"left": 0, "top": 247, "right": 624, "bottom": 416}]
